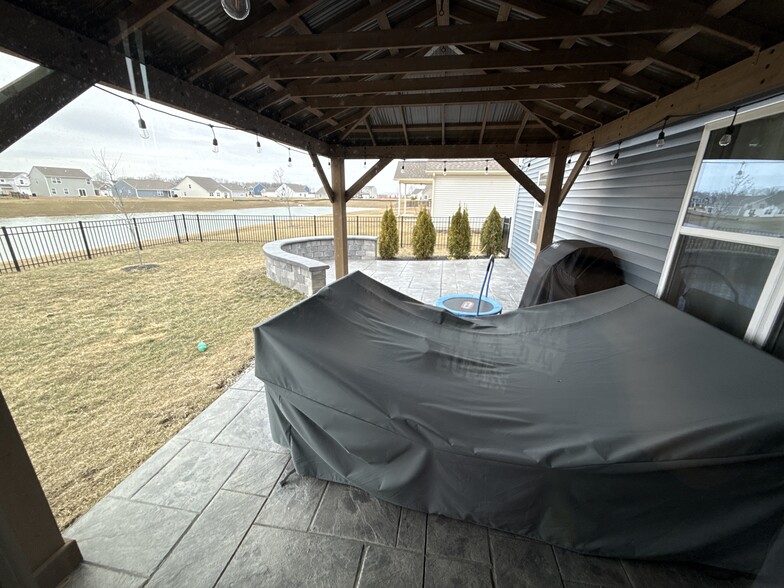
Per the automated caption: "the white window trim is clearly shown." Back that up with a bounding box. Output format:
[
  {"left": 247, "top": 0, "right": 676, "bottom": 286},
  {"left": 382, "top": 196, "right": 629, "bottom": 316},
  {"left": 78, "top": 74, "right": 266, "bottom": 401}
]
[
  {"left": 529, "top": 203, "right": 542, "bottom": 246},
  {"left": 657, "top": 99, "right": 784, "bottom": 349}
]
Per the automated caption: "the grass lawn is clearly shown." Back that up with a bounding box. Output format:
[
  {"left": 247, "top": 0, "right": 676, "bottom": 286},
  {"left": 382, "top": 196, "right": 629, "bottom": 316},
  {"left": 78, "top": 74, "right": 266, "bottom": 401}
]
[{"left": 0, "top": 242, "right": 302, "bottom": 528}]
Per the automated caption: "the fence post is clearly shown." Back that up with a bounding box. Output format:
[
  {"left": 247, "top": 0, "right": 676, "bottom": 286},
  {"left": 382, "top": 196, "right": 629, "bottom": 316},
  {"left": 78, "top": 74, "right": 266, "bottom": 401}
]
[
  {"left": 78, "top": 221, "right": 92, "bottom": 259},
  {"left": 399, "top": 216, "right": 403, "bottom": 247},
  {"left": 234, "top": 215, "right": 240, "bottom": 242},
  {"left": 313, "top": 215, "right": 317, "bottom": 236},
  {"left": 173, "top": 215, "right": 181, "bottom": 244},
  {"left": 2, "top": 226, "right": 21, "bottom": 272},
  {"left": 182, "top": 214, "right": 189, "bottom": 242},
  {"left": 132, "top": 217, "right": 143, "bottom": 251},
  {"left": 197, "top": 214, "right": 203, "bottom": 242},
  {"left": 356, "top": 216, "right": 359, "bottom": 235},
  {"left": 273, "top": 216, "right": 278, "bottom": 240}
]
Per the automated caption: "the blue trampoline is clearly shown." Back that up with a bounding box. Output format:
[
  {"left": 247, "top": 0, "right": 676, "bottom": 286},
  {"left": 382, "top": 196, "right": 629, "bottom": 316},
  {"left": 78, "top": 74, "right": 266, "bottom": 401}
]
[{"left": 434, "top": 256, "right": 503, "bottom": 317}]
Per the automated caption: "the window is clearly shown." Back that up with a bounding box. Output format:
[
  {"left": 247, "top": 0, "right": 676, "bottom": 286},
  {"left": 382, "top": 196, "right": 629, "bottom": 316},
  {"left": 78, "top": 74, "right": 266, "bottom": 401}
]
[
  {"left": 63, "top": 188, "right": 69, "bottom": 195},
  {"left": 52, "top": 187, "right": 57, "bottom": 195},
  {"left": 86, "top": 179, "right": 91, "bottom": 184},
  {"left": 78, "top": 189, "right": 86, "bottom": 196},
  {"left": 52, "top": 177, "right": 61, "bottom": 184},
  {"left": 659, "top": 101, "right": 784, "bottom": 355}
]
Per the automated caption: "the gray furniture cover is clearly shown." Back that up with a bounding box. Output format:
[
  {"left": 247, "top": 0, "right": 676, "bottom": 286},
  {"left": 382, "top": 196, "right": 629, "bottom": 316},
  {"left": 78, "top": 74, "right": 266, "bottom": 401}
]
[{"left": 254, "top": 272, "right": 784, "bottom": 572}]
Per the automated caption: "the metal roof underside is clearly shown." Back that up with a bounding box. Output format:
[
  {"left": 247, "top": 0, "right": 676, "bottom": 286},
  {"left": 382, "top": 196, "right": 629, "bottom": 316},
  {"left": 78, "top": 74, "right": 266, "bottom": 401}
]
[{"left": 2, "top": 0, "right": 784, "bottom": 157}]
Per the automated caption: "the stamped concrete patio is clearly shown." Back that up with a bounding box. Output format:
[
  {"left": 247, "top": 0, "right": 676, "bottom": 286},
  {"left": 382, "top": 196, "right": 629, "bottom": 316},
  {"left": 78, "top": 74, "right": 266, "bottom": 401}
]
[{"left": 61, "top": 259, "right": 754, "bottom": 587}]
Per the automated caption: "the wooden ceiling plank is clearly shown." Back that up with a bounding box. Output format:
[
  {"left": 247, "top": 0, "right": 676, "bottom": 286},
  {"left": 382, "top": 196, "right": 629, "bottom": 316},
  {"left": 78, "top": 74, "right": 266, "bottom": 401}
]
[
  {"left": 560, "top": 0, "right": 610, "bottom": 49},
  {"left": 337, "top": 143, "right": 553, "bottom": 158},
  {"left": 265, "top": 46, "right": 644, "bottom": 79},
  {"left": 284, "top": 67, "right": 613, "bottom": 97},
  {"left": 238, "top": 11, "right": 692, "bottom": 56},
  {"left": 186, "top": 0, "right": 322, "bottom": 81},
  {"left": 0, "top": 1, "right": 330, "bottom": 155},
  {"left": 226, "top": 0, "right": 410, "bottom": 98},
  {"left": 489, "top": 3, "right": 512, "bottom": 51},
  {"left": 305, "top": 86, "right": 597, "bottom": 109},
  {"left": 570, "top": 39, "right": 784, "bottom": 152}
]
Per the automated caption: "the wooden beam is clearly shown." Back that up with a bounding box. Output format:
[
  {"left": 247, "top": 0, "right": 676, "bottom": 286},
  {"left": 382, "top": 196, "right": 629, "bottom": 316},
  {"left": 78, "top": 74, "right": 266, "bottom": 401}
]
[
  {"left": 186, "top": 0, "right": 322, "bottom": 80},
  {"left": 240, "top": 11, "right": 689, "bottom": 56},
  {"left": 346, "top": 158, "right": 393, "bottom": 199},
  {"left": 570, "top": 39, "right": 784, "bottom": 152},
  {"left": 489, "top": 3, "right": 512, "bottom": 51},
  {"left": 495, "top": 157, "right": 545, "bottom": 205},
  {"left": 559, "top": 151, "right": 591, "bottom": 205},
  {"left": 305, "top": 86, "right": 596, "bottom": 109},
  {"left": 436, "top": 0, "right": 450, "bottom": 26},
  {"left": 365, "top": 119, "right": 377, "bottom": 146},
  {"left": 331, "top": 158, "right": 349, "bottom": 278},
  {"left": 284, "top": 67, "right": 613, "bottom": 97},
  {"left": 266, "top": 46, "right": 645, "bottom": 79},
  {"left": 321, "top": 108, "right": 372, "bottom": 137},
  {"left": 441, "top": 104, "right": 446, "bottom": 145},
  {"left": 0, "top": 1, "right": 331, "bottom": 155},
  {"left": 338, "top": 143, "right": 552, "bottom": 159},
  {"left": 536, "top": 141, "right": 569, "bottom": 253},
  {"left": 106, "top": 0, "right": 177, "bottom": 45},
  {"left": 399, "top": 107, "right": 409, "bottom": 146},
  {"left": 0, "top": 67, "right": 94, "bottom": 153},
  {"left": 479, "top": 104, "right": 489, "bottom": 144},
  {"left": 514, "top": 110, "right": 531, "bottom": 143},
  {"left": 0, "top": 390, "right": 82, "bottom": 588},
  {"left": 226, "top": 0, "right": 411, "bottom": 98},
  {"left": 310, "top": 152, "right": 335, "bottom": 202},
  {"left": 339, "top": 109, "right": 371, "bottom": 141}
]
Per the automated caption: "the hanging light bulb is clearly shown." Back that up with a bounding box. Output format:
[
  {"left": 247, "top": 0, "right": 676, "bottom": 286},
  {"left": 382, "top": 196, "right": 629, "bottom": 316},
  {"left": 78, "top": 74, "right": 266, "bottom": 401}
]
[
  {"left": 527, "top": 160, "right": 531, "bottom": 169},
  {"left": 485, "top": 161, "right": 489, "bottom": 175},
  {"left": 210, "top": 125, "right": 219, "bottom": 153},
  {"left": 567, "top": 156, "right": 572, "bottom": 165},
  {"left": 656, "top": 118, "right": 667, "bottom": 148},
  {"left": 287, "top": 148, "right": 292, "bottom": 167},
  {"left": 442, "top": 161, "right": 447, "bottom": 176},
  {"left": 610, "top": 143, "right": 621, "bottom": 166},
  {"left": 401, "top": 159, "right": 405, "bottom": 172},
  {"left": 221, "top": 0, "right": 250, "bottom": 20},
  {"left": 586, "top": 157, "right": 591, "bottom": 167},
  {"left": 132, "top": 101, "right": 149, "bottom": 140},
  {"left": 256, "top": 133, "right": 262, "bottom": 154},
  {"left": 719, "top": 108, "right": 738, "bottom": 147}
]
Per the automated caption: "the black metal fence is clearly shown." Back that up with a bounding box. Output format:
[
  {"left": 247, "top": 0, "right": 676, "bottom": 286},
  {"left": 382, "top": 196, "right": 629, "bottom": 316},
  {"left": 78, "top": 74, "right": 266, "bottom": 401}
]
[{"left": 1, "top": 213, "right": 504, "bottom": 273}]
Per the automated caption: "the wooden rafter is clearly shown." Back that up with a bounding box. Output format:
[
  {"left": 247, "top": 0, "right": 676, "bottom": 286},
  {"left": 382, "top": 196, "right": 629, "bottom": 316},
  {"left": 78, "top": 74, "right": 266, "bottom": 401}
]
[
  {"left": 346, "top": 159, "right": 393, "bottom": 199},
  {"left": 399, "top": 107, "right": 409, "bottom": 146},
  {"left": 479, "top": 104, "right": 489, "bottom": 145},
  {"left": 309, "top": 152, "right": 335, "bottom": 202},
  {"left": 515, "top": 110, "right": 531, "bottom": 143},
  {"left": 495, "top": 157, "right": 545, "bottom": 205},
  {"left": 339, "top": 143, "right": 552, "bottom": 159},
  {"left": 559, "top": 151, "right": 591, "bottom": 205},
  {"left": 365, "top": 119, "right": 377, "bottom": 146},
  {"left": 105, "top": 0, "right": 178, "bottom": 45},
  {"left": 238, "top": 11, "right": 692, "bottom": 56}
]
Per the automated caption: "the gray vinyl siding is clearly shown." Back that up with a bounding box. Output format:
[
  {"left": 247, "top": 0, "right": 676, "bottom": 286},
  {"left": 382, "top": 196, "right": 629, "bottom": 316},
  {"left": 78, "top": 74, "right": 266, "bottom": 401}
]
[{"left": 510, "top": 119, "right": 708, "bottom": 294}]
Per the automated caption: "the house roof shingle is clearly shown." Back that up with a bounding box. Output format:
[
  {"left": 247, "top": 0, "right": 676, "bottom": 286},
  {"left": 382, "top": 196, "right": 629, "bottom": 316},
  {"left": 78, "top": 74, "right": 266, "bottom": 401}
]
[
  {"left": 119, "top": 178, "right": 174, "bottom": 190},
  {"left": 0, "top": 171, "right": 26, "bottom": 179},
  {"left": 31, "top": 166, "right": 91, "bottom": 179},
  {"left": 184, "top": 176, "right": 229, "bottom": 193}
]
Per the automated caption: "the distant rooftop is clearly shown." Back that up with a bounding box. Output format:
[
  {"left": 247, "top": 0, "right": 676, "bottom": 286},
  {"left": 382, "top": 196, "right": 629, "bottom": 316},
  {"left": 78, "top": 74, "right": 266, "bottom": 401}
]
[
  {"left": 119, "top": 178, "right": 174, "bottom": 191},
  {"left": 31, "top": 166, "right": 91, "bottom": 179},
  {"left": 394, "top": 159, "right": 509, "bottom": 181}
]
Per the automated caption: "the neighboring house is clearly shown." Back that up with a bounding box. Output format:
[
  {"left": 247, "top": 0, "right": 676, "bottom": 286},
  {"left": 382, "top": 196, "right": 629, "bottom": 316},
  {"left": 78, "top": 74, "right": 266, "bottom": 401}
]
[
  {"left": 314, "top": 186, "right": 330, "bottom": 199},
  {"left": 29, "top": 166, "right": 92, "bottom": 196},
  {"left": 356, "top": 185, "right": 378, "bottom": 199},
  {"left": 251, "top": 183, "right": 266, "bottom": 196},
  {"left": 408, "top": 186, "right": 432, "bottom": 201},
  {"left": 93, "top": 181, "right": 113, "bottom": 196},
  {"left": 172, "top": 176, "right": 230, "bottom": 198},
  {"left": 393, "top": 159, "right": 517, "bottom": 219},
  {"left": 508, "top": 95, "right": 784, "bottom": 361},
  {"left": 113, "top": 178, "right": 175, "bottom": 198},
  {"left": 223, "top": 182, "right": 251, "bottom": 198},
  {"left": 0, "top": 171, "right": 31, "bottom": 195},
  {"left": 265, "top": 183, "right": 310, "bottom": 198}
]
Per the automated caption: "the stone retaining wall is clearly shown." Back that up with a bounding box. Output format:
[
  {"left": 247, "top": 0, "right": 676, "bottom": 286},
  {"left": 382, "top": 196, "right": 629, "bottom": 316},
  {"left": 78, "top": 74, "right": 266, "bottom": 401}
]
[{"left": 263, "top": 236, "right": 377, "bottom": 296}]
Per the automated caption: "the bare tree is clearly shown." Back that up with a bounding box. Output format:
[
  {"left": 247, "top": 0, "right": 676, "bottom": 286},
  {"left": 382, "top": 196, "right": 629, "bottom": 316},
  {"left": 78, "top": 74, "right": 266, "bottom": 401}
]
[
  {"left": 93, "top": 149, "right": 144, "bottom": 267},
  {"left": 272, "top": 166, "right": 294, "bottom": 216},
  {"left": 708, "top": 163, "right": 755, "bottom": 229}
]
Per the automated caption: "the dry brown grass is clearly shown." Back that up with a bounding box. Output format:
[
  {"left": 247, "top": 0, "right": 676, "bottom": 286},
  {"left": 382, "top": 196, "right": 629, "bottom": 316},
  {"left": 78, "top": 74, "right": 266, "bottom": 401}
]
[{"left": 0, "top": 242, "right": 302, "bottom": 528}]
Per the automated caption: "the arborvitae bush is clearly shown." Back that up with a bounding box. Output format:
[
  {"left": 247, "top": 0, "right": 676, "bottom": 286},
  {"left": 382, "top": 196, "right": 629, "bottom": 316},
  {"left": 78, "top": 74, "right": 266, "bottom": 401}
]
[
  {"left": 378, "top": 207, "right": 399, "bottom": 259},
  {"left": 480, "top": 206, "right": 504, "bottom": 256},
  {"left": 447, "top": 206, "right": 472, "bottom": 259},
  {"left": 411, "top": 208, "right": 436, "bottom": 259}
]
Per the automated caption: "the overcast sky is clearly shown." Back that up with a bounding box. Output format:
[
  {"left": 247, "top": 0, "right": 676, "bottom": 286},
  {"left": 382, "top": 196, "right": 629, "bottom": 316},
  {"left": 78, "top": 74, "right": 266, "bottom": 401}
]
[{"left": 0, "top": 52, "right": 402, "bottom": 193}]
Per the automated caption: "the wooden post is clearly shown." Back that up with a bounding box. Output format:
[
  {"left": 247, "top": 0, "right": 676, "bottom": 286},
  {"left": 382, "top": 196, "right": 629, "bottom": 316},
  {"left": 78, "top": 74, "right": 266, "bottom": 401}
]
[
  {"left": 331, "top": 157, "right": 349, "bottom": 279},
  {"left": 536, "top": 141, "right": 570, "bottom": 254},
  {"left": 0, "top": 390, "right": 82, "bottom": 587}
]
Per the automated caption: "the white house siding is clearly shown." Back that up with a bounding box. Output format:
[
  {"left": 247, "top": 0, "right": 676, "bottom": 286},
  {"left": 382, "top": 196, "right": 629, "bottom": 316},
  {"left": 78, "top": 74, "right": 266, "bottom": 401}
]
[
  {"left": 173, "top": 178, "right": 211, "bottom": 198},
  {"left": 431, "top": 174, "right": 517, "bottom": 220},
  {"left": 510, "top": 119, "right": 708, "bottom": 294}
]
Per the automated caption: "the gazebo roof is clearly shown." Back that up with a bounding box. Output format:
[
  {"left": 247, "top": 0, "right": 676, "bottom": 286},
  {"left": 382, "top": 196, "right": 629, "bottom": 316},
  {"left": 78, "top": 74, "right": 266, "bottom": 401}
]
[{"left": 2, "top": 0, "right": 784, "bottom": 159}]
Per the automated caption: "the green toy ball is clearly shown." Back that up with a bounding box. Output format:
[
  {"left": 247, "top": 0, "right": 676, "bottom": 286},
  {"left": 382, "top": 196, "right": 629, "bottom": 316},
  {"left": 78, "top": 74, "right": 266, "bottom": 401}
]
[{"left": 197, "top": 342, "right": 208, "bottom": 352}]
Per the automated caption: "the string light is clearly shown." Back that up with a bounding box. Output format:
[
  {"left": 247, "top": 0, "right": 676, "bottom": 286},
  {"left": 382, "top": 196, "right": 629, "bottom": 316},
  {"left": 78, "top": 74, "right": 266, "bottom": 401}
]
[
  {"left": 210, "top": 125, "right": 219, "bottom": 153},
  {"left": 401, "top": 159, "right": 405, "bottom": 172},
  {"left": 442, "top": 161, "right": 447, "bottom": 176},
  {"left": 610, "top": 142, "right": 621, "bottom": 166},
  {"left": 132, "top": 100, "right": 149, "bottom": 140},
  {"left": 719, "top": 108, "right": 739, "bottom": 147},
  {"left": 656, "top": 118, "right": 668, "bottom": 148},
  {"left": 287, "top": 147, "right": 292, "bottom": 167},
  {"left": 484, "top": 160, "right": 489, "bottom": 175},
  {"left": 256, "top": 133, "right": 262, "bottom": 154}
]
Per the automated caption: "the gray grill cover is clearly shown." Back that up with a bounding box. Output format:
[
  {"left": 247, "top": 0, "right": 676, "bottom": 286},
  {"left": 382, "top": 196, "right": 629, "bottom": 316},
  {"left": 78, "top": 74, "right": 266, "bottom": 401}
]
[
  {"left": 520, "top": 239, "right": 624, "bottom": 307},
  {"left": 254, "top": 272, "right": 784, "bottom": 572}
]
